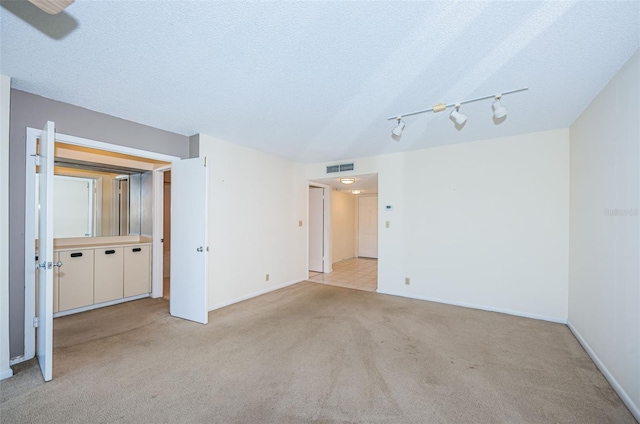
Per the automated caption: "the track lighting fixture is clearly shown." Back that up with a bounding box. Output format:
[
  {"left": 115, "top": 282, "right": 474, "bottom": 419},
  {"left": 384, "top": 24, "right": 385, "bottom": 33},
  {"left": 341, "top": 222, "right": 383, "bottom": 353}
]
[
  {"left": 388, "top": 87, "right": 527, "bottom": 140},
  {"left": 340, "top": 178, "right": 356, "bottom": 185},
  {"left": 391, "top": 117, "right": 405, "bottom": 141},
  {"left": 450, "top": 105, "right": 467, "bottom": 126},
  {"left": 492, "top": 96, "right": 508, "bottom": 119}
]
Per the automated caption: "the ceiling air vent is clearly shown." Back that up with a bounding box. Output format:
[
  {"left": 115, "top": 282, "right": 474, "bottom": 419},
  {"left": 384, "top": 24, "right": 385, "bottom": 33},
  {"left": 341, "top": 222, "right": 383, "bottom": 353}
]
[
  {"left": 326, "top": 162, "right": 355, "bottom": 174},
  {"left": 339, "top": 163, "right": 354, "bottom": 172}
]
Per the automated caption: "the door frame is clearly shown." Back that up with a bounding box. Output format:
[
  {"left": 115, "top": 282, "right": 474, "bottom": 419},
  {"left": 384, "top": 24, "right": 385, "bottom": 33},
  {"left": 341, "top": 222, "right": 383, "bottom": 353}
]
[
  {"left": 15, "top": 127, "right": 179, "bottom": 366},
  {"left": 151, "top": 165, "right": 172, "bottom": 298},
  {"left": 307, "top": 182, "right": 332, "bottom": 274}
]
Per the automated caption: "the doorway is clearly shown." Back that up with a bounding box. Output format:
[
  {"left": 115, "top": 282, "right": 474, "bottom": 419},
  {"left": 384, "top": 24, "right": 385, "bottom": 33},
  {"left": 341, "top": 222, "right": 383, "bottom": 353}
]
[
  {"left": 307, "top": 174, "right": 379, "bottom": 292},
  {"left": 18, "top": 127, "right": 180, "bottom": 372}
]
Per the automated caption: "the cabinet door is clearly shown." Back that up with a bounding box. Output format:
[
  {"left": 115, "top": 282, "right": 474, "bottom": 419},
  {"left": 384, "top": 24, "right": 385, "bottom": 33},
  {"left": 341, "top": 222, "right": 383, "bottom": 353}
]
[
  {"left": 58, "top": 250, "right": 95, "bottom": 311},
  {"left": 94, "top": 247, "right": 124, "bottom": 303},
  {"left": 123, "top": 245, "right": 151, "bottom": 297}
]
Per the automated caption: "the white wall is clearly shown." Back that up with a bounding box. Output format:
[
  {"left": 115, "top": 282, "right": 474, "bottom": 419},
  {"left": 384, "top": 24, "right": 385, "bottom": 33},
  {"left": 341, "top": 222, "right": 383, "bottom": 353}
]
[
  {"left": 307, "top": 129, "right": 570, "bottom": 322},
  {"left": 331, "top": 189, "right": 356, "bottom": 263},
  {"left": 1, "top": 74, "right": 12, "bottom": 379},
  {"left": 198, "top": 134, "right": 308, "bottom": 310},
  {"left": 568, "top": 49, "right": 639, "bottom": 420}
]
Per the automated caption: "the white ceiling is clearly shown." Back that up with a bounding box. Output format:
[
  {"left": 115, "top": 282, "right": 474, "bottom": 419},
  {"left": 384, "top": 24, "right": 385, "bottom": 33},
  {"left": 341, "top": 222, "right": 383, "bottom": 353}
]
[{"left": 1, "top": 1, "right": 638, "bottom": 164}]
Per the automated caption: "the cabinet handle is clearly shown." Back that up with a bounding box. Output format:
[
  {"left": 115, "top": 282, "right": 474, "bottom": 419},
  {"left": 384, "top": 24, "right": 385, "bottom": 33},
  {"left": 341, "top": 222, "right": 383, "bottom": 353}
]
[
  {"left": 132, "top": 248, "right": 142, "bottom": 252},
  {"left": 105, "top": 250, "right": 116, "bottom": 255},
  {"left": 70, "top": 252, "right": 83, "bottom": 258}
]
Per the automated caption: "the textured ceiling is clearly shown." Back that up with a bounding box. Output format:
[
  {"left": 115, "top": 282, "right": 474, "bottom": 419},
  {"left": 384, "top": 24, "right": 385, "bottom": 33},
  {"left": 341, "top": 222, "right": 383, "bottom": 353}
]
[{"left": 1, "top": 1, "right": 638, "bottom": 163}]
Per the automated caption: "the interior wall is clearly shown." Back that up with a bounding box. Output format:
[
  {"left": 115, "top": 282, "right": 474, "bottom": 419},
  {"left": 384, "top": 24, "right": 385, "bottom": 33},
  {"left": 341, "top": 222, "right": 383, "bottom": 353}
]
[
  {"left": 306, "top": 128, "right": 570, "bottom": 322},
  {"left": 197, "top": 134, "right": 307, "bottom": 310},
  {"left": 8, "top": 90, "right": 190, "bottom": 359},
  {"left": 1, "top": 74, "right": 12, "bottom": 379},
  {"left": 331, "top": 189, "right": 356, "bottom": 264},
  {"left": 568, "top": 49, "right": 639, "bottom": 420}
]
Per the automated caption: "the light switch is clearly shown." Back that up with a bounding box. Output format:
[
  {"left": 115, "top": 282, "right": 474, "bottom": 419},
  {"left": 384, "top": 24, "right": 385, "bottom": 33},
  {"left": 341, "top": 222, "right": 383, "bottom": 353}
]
[
  {"left": 385, "top": 221, "right": 390, "bottom": 228},
  {"left": 298, "top": 220, "right": 303, "bottom": 227}
]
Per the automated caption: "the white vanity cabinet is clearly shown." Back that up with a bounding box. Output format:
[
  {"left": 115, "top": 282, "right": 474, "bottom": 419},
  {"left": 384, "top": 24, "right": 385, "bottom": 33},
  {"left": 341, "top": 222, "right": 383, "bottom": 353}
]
[
  {"left": 123, "top": 245, "right": 151, "bottom": 297},
  {"left": 52, "top": 236, "right": 152, "bottom": 316},
  {"left": 94, "top": 247, "right": 124, "bottom": 303},
  {"left": 57, "top": 249, "right": 95, "bottom": 312}
]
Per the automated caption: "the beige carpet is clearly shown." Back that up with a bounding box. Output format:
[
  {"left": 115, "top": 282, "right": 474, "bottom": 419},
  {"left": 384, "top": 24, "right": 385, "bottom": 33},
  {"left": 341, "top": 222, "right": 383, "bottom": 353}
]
[{"left": 1, "top": 282, "right": 635, "bottom": 423}]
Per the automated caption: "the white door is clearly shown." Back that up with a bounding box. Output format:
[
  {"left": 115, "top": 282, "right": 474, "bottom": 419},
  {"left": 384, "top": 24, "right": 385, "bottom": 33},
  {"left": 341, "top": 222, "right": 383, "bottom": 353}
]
[
  {"left": 170, "top": 157, "right": 208, "bottom": 324},
  {"left": 37, "top": 121, "right": 56, "bottom": 381},
  {"left": 358, "top": 195, "right": 378, "bottom": 258},
  {"left": 309, "top": 187, "right": 324, "bottom": 272}
]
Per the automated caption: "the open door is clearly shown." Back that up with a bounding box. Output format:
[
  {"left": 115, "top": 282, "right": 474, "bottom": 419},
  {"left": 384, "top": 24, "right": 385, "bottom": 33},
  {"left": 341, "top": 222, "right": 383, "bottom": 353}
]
[
  {"left": 36, "top": 121, "right": 56, "bottom": 381},
  {"left": 170, "top": 157, "right": 208, "bottom": 324},
  {"left": 309, "top": 187, "right": 324, "bottom": 272}
]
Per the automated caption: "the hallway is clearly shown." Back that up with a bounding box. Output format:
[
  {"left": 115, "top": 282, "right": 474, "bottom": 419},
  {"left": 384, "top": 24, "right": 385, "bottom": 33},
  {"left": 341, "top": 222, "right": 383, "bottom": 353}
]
[{"left": 308, "top": 258, "right": 377, "bottom": 292}]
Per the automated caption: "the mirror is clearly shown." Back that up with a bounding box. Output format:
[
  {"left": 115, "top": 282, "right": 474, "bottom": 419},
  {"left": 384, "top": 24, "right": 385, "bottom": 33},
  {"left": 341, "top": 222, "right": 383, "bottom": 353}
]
[
  {"left": 36, "top": 169, "right": 139, "bottom": 238},
  {"left": 35, "top": 139, "right": 169, "bottom": 240},
  {"left": 53, "top": 168, "right": 132, "bottom": 237}
]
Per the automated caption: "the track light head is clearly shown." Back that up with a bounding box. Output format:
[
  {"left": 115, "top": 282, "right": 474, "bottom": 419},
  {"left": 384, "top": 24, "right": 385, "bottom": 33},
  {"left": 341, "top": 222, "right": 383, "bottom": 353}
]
[
  {"left": 450, "top": 105, "right": 467, "bottom": 126},
  {"left": 492, "top": 96, "right": 508, "bottom": 119},
  {"left": 391, "top": 117, "right": 405, "bottom": 141}
]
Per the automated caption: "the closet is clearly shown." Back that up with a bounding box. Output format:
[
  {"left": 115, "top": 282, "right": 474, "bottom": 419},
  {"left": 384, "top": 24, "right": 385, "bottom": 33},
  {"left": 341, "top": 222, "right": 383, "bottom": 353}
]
[{"left": 39, "top": 141, "right": 169, "bottom": 317}]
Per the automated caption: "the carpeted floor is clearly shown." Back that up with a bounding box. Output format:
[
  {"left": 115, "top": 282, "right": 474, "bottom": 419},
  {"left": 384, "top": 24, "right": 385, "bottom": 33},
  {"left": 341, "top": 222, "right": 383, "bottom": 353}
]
[{"left": 1, "top": 282, "right": 635, "bottom": 423}]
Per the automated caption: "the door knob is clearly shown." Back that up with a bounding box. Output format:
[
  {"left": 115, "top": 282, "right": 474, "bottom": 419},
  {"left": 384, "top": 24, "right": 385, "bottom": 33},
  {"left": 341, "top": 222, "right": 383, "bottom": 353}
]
[
  {"left": 54, "top": 261, "right": 63, "bottom": 267},
  {"left": 196, "top": 247, "right": 204, "bottom": 252}
]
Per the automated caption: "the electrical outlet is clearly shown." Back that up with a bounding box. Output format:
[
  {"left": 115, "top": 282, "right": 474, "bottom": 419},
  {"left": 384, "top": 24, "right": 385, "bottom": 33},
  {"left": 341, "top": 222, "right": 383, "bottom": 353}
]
[
  {"left": 405, "top": 277, "right": 410, "bottom": 285},
  {"left": 298, "top": 220, "right": 303, "bottom": 227},
  {"left": 266, "top": 273, "right": 270, "bottom": 282}
]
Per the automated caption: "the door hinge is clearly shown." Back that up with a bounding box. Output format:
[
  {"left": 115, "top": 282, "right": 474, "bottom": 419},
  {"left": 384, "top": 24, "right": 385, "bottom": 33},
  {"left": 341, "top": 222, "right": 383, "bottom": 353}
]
[
  {"left": 31, "top": 154, "right": 41, "bottom": 166},
  {"left": 33, "top": 317, "right": 39, "bottom": 328},
  {"left": 203, "top": 157, "right": 207, "bottom": 167}
]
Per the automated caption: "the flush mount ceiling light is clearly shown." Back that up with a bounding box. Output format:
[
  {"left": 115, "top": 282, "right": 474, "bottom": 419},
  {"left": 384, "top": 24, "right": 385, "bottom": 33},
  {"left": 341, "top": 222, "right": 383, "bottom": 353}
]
[
  {"left": 388, "top": 87, "right": 527, "bottom": 141},
  {"left": 351, "top": 189, "right": 362, "bottom": 194},
  {"left": 340, "top": 178, "right": 356, "bottom": 185}
]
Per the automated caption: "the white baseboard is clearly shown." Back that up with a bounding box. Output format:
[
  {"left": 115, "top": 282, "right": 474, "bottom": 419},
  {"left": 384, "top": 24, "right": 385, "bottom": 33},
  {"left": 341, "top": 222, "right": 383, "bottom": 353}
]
[
  {"left": 567, "top": 320, "right": 640, "bottom": 422},
  {"left": 53, "top": 293, "right": 150, "bottom": 318},
  {"left": 0, "top": 367, "right": 13, "bottom": 380},
  {"left": 208, "top": 278, "right": 304, "bottom": 312},
  {"left": 376, "top": 289, "right": 567, "bottom": 324}
]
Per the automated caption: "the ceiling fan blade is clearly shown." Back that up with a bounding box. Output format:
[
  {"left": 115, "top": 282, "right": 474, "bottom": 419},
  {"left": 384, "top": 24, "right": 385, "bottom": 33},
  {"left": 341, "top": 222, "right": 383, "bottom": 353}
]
[{"left": 28, "top": 0, "right": 75, "bottom": 15}]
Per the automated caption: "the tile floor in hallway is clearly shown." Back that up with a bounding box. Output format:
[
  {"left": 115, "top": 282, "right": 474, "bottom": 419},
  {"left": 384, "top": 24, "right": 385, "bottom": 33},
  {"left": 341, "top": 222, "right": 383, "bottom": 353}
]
[{"left": 308, "top": 257, "right": 377, "bottom": 292}]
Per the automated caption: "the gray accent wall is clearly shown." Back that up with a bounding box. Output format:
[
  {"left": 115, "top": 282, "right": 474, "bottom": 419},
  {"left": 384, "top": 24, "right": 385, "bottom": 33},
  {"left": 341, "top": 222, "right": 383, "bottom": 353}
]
[
  {"left": 9, "top": 89, "right": 190, "bottom": 358},
  {"left": 189, "top": 134, "right": 200, "bottom": 158}
]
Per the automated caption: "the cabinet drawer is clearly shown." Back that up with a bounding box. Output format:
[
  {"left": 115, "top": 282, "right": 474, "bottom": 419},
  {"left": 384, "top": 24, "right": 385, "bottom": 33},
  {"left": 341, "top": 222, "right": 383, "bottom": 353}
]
[
  {"left": 124, "top": 245, "right": 151, "bottom": 297},
  {"left": 94, "top": 247, "right": 124, "bottom": 303},
  {"left": 58, "top": 249, "right": 94, "bottom": 311}
]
